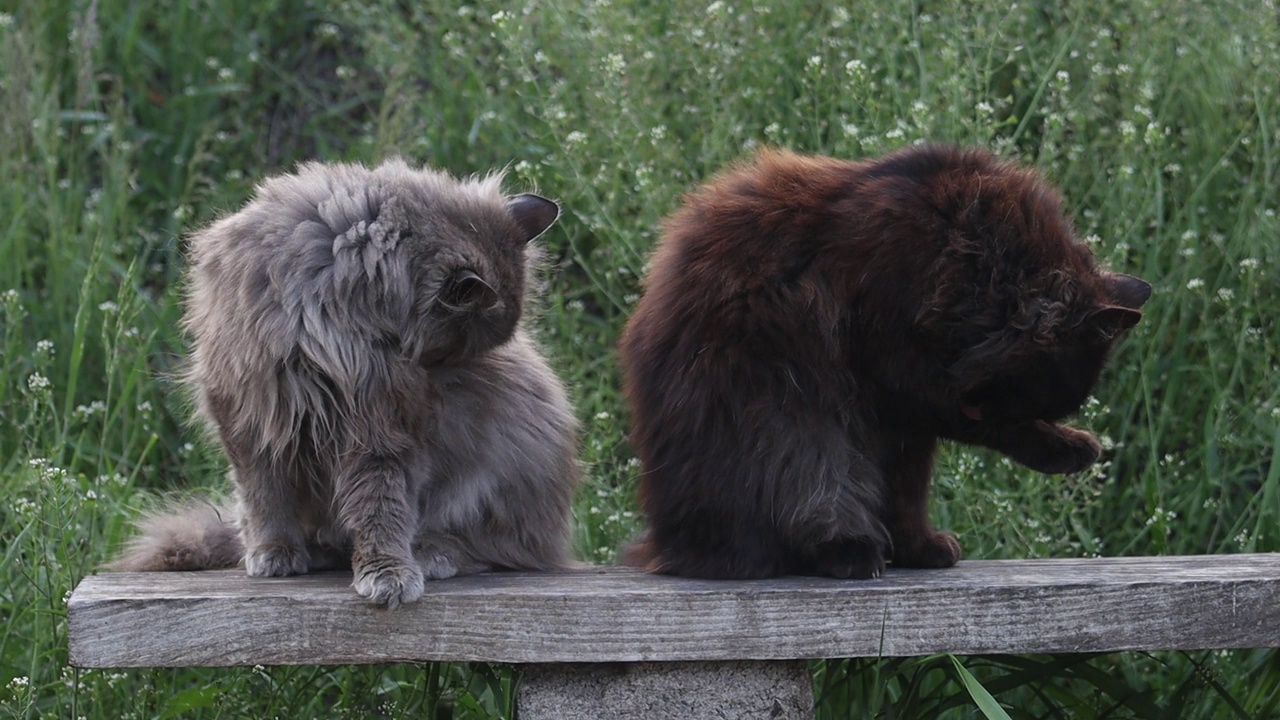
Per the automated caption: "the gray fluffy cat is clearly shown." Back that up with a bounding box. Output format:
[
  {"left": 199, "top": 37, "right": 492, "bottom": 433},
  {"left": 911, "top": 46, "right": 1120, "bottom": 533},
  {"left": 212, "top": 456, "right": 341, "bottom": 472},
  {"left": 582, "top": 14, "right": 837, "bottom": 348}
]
[{"left": 110, "top": 159, "right": 580, "bottom": 608}]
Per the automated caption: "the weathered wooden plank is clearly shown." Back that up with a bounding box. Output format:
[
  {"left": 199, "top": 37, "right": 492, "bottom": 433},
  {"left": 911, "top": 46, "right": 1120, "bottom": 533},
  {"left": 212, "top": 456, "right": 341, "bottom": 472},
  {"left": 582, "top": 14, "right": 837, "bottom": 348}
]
[{"left": 68, "top": 554, "right": 1280, "bottom": 668}]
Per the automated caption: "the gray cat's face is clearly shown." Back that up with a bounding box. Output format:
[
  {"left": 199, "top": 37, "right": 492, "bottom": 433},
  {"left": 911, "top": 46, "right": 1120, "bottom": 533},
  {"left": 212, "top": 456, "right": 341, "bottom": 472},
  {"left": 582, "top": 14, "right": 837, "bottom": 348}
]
[{"left": 401, "top": 192, "right": 559, "bottom": 367}]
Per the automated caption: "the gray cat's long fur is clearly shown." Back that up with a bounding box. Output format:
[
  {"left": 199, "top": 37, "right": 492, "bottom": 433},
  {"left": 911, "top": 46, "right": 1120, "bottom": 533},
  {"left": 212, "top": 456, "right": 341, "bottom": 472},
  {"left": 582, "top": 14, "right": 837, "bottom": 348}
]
[{"left": 110, "top": 159, "right": 579, "bottom": 607}]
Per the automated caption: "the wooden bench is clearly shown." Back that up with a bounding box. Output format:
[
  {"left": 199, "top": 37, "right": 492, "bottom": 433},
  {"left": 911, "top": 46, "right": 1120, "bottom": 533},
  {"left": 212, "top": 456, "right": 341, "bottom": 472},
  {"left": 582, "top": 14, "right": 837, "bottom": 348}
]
[{"left": 68, "top": 555, "right": 1280, "bottom": 719}]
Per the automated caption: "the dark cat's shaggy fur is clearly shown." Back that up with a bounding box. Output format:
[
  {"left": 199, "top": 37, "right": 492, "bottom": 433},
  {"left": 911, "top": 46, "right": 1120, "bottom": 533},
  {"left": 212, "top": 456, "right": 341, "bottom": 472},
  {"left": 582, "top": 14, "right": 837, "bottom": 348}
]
[
  {"left": 620, "top": 145, "right": 1151, "bottom": 580},
  {"left": 111, "top": 159, "right": 579, "bottom": 607}
]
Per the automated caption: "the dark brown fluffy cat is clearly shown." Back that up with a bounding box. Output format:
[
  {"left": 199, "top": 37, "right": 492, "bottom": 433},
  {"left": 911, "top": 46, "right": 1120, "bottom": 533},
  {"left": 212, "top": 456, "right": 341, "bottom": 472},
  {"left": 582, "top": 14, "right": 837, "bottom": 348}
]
[{"left": 620, "top": 145, "right": 1151, "bottom": 580}]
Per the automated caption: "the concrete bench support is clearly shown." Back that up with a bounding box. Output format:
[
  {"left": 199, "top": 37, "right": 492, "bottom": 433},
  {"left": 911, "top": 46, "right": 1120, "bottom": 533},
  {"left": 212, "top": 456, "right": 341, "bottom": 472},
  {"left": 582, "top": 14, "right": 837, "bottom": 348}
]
[
  {"left": 519, "top": 661, "right": 813, "bottom": 720},
  {"left": 68, "top": 555, "right": 1280, "bottom": 718}
]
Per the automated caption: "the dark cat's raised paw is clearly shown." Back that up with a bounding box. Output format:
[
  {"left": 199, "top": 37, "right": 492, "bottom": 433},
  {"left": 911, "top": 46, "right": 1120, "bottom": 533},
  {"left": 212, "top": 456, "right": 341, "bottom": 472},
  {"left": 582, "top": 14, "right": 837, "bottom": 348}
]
[
  {"left": 892, "top": 532, "right": 961, "bottom": 569},
  {"left": 806, "top": 539, "right": 886, "bottom": 579},
  {"left": 992, "top": 421, "right": 1103, "bottom": 475},
  {"left": 352, "top": 556, "right": 425, "bottom": 609},
  {"left": 245, "top": 543, "right": 309, "bottom": 577},
  {"left": 1028, "top": 423, "right": 1102, "bottom": 475}
]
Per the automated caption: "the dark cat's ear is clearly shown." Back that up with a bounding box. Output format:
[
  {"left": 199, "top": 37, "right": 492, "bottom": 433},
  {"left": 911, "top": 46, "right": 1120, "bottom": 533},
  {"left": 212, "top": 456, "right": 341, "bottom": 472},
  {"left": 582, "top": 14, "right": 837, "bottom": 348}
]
[
  {"left": 1086, "top": 305, "right": 1143, "bottom": 337},
  {"left": 506, "top": 193, "right": 560, "bottom": 243},
  {"left": 438, "top": 269, "right": 497, "bottom": 311},
  {"left": 1105, "top": 272, "right": 1152, "bottom": 310}
]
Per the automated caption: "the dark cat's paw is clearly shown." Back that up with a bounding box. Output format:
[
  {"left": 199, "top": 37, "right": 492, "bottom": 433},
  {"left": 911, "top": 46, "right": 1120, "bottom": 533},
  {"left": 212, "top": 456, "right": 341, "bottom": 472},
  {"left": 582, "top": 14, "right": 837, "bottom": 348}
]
[
  {"left": 1032, "top": 424, "right": 1102, "bottom": 475},
  {"left": 245, "top": 543, "right": 309, "bottom": 577},
  {"left": 892, "top": 532, "right": 962, "bottom": 569},
  {"left": 352, "top": 556, "right": 425, "bottom": 609},
  {"left": 808, "top": 539, "right": 886, "bottom": 579}
]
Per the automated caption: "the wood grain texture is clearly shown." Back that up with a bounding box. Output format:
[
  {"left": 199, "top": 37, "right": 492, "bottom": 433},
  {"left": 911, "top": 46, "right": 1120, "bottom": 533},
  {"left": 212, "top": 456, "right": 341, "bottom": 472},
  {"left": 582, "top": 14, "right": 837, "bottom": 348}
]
[{"left": 68, "top": 555, "right": 1280, "bottom": 668}]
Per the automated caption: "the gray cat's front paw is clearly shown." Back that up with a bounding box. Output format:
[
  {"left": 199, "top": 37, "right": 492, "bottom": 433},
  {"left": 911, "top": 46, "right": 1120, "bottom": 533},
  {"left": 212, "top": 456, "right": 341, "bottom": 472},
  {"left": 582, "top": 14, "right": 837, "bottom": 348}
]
[
  {"left": 352, "top": 559, "right": 425, "bottom": 609},
  {"left": 245, "top": 543, "right": 309, "bottom": 577}
]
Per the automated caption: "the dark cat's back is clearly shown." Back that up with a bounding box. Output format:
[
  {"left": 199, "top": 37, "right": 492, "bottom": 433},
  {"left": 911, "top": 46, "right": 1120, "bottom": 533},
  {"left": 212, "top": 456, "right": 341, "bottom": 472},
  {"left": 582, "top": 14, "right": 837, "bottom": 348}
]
[{"left": 621, "top": 145, "right": 1149, "bottom": 580}]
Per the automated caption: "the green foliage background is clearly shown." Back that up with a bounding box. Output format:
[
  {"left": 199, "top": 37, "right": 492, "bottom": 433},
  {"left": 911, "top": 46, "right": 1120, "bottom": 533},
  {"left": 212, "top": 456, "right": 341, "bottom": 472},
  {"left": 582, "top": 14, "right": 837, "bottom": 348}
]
[{"left": 1, "top": 0, "right": 1277, "bottom": 717}]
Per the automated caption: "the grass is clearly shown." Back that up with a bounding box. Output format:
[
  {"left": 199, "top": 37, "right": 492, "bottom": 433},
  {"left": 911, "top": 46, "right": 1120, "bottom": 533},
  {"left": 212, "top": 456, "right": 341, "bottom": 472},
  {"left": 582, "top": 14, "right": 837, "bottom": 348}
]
[{"left": 1, "top": 0, "right": 1278, "bottom": 716}]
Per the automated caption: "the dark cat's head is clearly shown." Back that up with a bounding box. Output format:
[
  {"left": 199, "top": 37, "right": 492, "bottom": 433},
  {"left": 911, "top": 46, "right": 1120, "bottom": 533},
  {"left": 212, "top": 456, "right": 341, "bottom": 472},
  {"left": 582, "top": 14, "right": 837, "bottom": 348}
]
[
  {"left": 379, "top": 166, "right": 559, "bottom": 367},
  {"left": 899, "top": 146, "right": 1152, "bottom": 430},
  {"left": 948, "top": 271, "right": 1151, "bottom": 425}
]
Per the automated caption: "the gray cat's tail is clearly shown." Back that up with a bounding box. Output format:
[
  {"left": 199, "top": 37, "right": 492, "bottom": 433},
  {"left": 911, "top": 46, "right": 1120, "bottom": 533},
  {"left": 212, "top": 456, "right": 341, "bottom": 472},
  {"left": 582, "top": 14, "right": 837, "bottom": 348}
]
[{"left": 107, "top": 502, "right": 244, "bottom": 571}]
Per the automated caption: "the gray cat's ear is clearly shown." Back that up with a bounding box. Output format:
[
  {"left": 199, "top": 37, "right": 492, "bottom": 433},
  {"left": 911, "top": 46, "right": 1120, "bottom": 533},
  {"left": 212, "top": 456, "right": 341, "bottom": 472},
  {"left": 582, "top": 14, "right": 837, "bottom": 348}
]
[
  {"left": 506, "top": 193, "right": 560, "bottom": 243},
  {"left": 1105, "top": 272, "right": 1152, "bottom": 310},
  {"left": 438, "top": 269, "right": 498, "bottom": 311}
]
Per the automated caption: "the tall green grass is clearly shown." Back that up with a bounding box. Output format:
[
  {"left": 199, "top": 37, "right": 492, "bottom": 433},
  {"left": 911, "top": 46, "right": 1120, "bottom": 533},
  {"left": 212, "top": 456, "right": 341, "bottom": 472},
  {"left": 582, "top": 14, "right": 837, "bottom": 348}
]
[{"left": 1, "top": 0, "right": 1277, "bottom": 717}]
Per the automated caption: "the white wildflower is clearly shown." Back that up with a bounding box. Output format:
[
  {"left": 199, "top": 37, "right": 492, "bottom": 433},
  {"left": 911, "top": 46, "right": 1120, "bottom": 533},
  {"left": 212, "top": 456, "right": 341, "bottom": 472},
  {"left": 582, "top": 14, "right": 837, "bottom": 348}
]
[
  {"left": 602, "top": 53, "right": 626, "bottom": 75},
  {"left": 1143, "top": 123, "right": 1164, "bottom": 146},
  {"left": 75, "top": 400, "right": 106, "bottom": 418}
]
